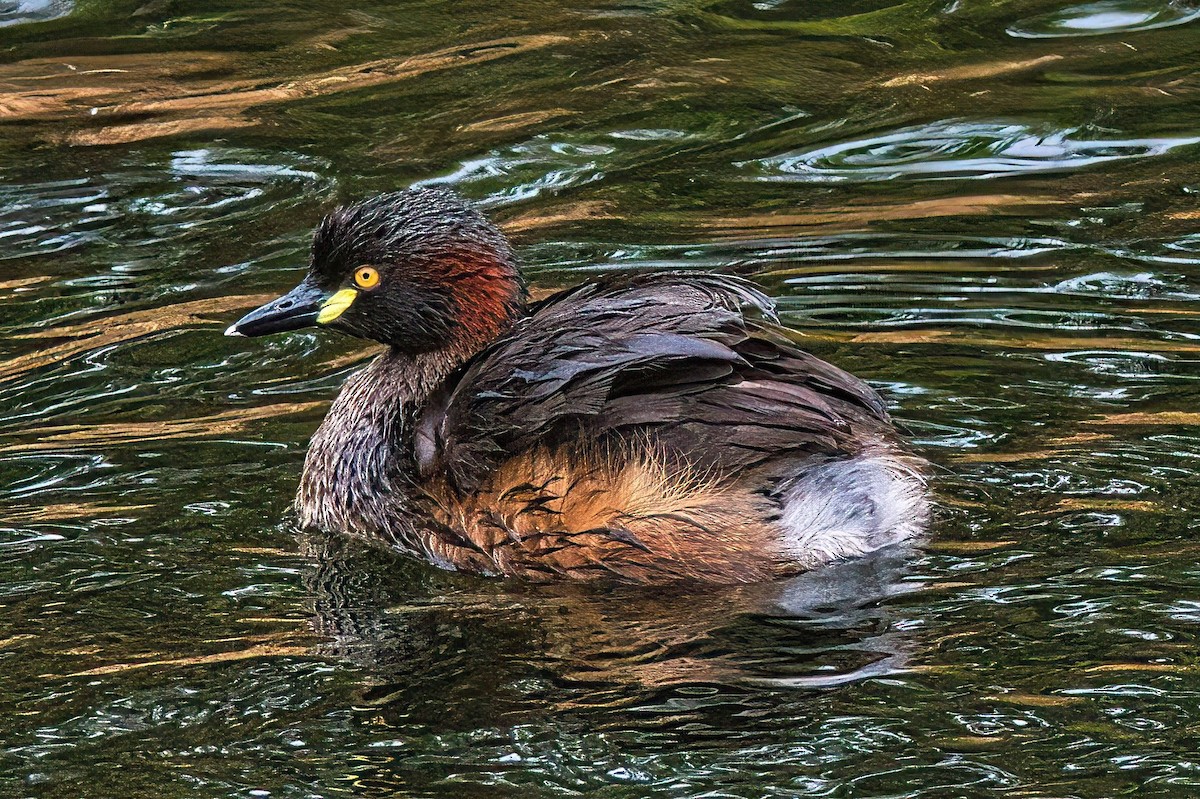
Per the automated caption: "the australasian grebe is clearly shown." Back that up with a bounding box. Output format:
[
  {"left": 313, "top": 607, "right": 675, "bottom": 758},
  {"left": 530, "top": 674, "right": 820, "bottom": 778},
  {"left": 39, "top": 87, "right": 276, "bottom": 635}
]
[{"left": 227, "top": 188, "right": 929, "bottom": 583}]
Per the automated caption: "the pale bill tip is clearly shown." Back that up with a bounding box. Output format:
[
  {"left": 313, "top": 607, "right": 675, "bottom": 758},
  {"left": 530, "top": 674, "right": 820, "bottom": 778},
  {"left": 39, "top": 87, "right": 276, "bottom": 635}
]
[{"left": 224, "top": 324, "right": 246, "bottom": 337}]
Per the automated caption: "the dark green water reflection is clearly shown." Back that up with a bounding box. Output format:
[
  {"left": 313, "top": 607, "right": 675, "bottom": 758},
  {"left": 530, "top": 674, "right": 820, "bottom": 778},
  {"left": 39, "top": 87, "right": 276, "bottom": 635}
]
[{"left": 3, "top": 1, "right": 1200, "bottom": 796}]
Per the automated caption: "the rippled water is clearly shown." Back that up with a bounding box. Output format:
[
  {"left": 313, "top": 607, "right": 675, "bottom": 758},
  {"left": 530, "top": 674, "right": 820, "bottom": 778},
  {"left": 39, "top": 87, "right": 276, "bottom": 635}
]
[
  {"left": 746, "top": 120, "right": 1200, "bottom": 182},
  {"left": 3, "top": 1, "right": 1200, "bottom": 797},
  {"left": 1007, "top": 0, "right": 1200, "bottom": 37}
]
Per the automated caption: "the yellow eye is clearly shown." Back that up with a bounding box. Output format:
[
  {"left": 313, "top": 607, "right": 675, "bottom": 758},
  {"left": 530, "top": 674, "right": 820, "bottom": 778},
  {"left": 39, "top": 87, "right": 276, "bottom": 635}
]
[{"left": 354, "top": 266, "right": 380, "bottom": 290}]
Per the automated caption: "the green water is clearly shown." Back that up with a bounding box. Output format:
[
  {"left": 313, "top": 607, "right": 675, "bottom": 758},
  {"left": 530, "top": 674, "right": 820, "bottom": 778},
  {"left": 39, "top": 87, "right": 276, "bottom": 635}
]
[{"left": 3, "top": 0, "right": 1200, "bottom": 796}]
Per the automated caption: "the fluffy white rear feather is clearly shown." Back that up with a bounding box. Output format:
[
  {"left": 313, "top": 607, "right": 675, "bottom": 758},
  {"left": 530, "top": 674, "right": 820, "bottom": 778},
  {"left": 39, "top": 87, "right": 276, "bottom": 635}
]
[{"left": 778, "top": 450, "right": 930, "bottom": 569}]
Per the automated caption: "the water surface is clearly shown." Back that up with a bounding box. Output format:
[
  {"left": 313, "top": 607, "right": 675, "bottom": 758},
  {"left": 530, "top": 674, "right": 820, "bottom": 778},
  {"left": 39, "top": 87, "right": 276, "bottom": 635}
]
[{"left": 3, "top": 0, "right": 1200, "bottom": 796}]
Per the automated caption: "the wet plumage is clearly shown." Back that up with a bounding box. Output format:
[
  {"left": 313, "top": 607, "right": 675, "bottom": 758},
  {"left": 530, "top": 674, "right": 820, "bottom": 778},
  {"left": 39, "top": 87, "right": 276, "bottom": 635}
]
[{"left": 229, "top": 188, "right": 929, "bottom": 583}]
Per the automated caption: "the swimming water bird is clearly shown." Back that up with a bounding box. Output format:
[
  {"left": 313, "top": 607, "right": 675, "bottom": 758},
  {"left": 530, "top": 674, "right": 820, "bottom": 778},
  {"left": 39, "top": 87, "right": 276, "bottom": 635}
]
[{"left": 227, "top": 189, "right": 929, "bottom": 583}]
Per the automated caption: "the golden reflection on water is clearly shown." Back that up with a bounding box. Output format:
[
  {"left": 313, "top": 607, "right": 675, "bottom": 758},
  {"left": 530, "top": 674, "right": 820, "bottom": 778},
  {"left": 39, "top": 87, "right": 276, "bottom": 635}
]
[
  {"left": 2, "top": 401, "right": 325, "bottom": 453},
  {"left": 0, "top": 276, "right": 54, "bottom": 292},
  {"left": 5, "top": 502, "right": 154, "bottom": 522},
  {"left": 56, "top": 641, "right": 312, "bottom": 678},
  {"left": 499, "top": 200, "right": 620, "bottom": 234},
  {"left": 0, "top": 294, "right": 272, "bottom": 381},
  {"left": 1086, "top": 410, "right": 1200, "bottom": 425},
  {"left": 459, "top": 108, "right": 580, "bottom": 134},
  {"left": 1055, "top": 498, "right": 1162, "bottom": 513},
  {"left": 706, "top": 193, "right": 1068, "bottom": 237},
  {"left": 880, "top": 54, "right": 1067, "bottom": 88},
  {"left": 1, "top": 34, "right": 573, "bottom": 146}
]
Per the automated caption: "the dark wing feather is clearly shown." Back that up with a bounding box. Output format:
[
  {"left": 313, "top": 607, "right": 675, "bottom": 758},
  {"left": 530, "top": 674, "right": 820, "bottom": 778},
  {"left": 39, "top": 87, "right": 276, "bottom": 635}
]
[{"left": 415, "top": 272, "right": 892, "bottom": 492}]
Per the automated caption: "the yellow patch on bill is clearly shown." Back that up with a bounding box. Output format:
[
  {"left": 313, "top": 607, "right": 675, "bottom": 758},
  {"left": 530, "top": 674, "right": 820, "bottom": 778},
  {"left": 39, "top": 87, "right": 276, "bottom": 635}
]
[{"left": 317, "top": 288, "right": 357, "bottom": 324}]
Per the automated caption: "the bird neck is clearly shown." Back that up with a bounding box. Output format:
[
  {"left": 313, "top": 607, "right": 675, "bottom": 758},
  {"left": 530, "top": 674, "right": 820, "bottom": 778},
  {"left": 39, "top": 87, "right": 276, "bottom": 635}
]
[{"left": 294, "top": 340, "right": 494, "bottom": 553}]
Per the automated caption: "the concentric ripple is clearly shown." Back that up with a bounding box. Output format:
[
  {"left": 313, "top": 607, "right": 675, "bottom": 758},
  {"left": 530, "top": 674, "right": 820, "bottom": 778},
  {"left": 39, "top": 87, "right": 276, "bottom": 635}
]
[
  {"left": 0, "top": 0, "right": 73, "bottom": 27},
  {"left": 1007, "top": 0, "right": 1200, "bottom": 38},
  {"left": 747, "top": 120, "right": 1200, "bottom": 182},
  {"left": 0, "top": 147, "right": 330, "bottom": 262},
  {"left": 416, "top": 129, "right": 692, "bottom": 206}
]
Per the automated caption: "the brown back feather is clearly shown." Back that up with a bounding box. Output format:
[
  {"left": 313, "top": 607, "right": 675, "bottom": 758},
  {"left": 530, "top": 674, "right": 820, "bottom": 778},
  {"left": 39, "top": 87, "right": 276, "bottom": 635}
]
[{"left": 415, "top": 272, "right": 893, "bottom": 494}]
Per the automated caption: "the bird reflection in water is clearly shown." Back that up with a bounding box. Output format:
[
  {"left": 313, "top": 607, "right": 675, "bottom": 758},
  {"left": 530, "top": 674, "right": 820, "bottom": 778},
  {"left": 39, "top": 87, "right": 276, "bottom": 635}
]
[{"left": 299, "top": 527, "right": 925, "bottom": 733}]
